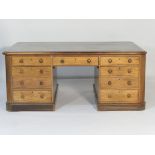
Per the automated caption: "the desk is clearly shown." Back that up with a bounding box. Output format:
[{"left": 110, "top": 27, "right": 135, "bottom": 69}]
[{"left": 3, "top": 42, "right": 146, "bottom": 111}]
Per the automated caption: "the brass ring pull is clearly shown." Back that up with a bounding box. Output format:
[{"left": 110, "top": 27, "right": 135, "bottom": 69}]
[
  {"left": 60, "top": 59, "right": 64, "bottom": 63},
  {"left": 21, "top": 94, "right": 25, "bottom": 99},
  {"left": 128, "top": 58, "right": 132, "bottom": 63},
  {"left": 40, "top": 94, "right": 44, "bottom": 98},
  {"left": 108, "top": 81, "right": 112, "bottom": 85},
  {"left": 108, "top": 69, "right": 112, "bottom": 73},
  {"left": 39, "top": 58, "right": 43, "bottom": 63},
  {"left": 40, "top": 81, "right": 44, "bottom": 85},
  {"left": 19, "top": 69, "right": 24, "bottom": 74},
  {"left": 87, "top": 59, "right": 91, "bottom": 63},
  {"left": 128, "top": 69, "right": 132, "bottom": 73},
  {"left": 108, "top": 59, "right": 112, "bottom": 63},
  {"left": 127, "top": 94, "right": 131, "bottom": 98},
  {"left": 108, "top": 94, "right": 112, "bottom": 98},
  {"left": 19, "top": 59, "right": 24, "bottom": 63},
  {"left": 20, "top": 80, "right": 24, "bottom": 86},
  {"left": 40, "top": 69, "right": 44, "bottom": 74},
  {"left": 127, "top": 81, "right": 132, "bottom": 85}
]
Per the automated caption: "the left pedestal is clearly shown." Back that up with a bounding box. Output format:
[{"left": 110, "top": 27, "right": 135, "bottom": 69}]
[{"left": 4, "top": 54, "right": 57, "bottom": 111}]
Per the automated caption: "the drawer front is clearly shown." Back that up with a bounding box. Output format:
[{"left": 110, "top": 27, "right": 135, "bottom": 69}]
[
  {"left": 100, "top": 77, "right": 139, "bottom": 89},
  {"left": 12, "top": 56, "right": 52, "bottom": 66},
  {"left": 100, "top": 56, "right": 140, "bottom": 66},
  {"left": 53, "top": 56, "right": 98, "bottom": 66},
  {"left": 53, "top": 57, "right": 76, "bottom": 65},
  {"left": 100, "top": 66, "right": 139, "bottom": 77},
  {"left": 100, "top": 90, "right": 139, "bottom": 103},
  {"left": 12, "top": 67, "right": 52, "bottom": 77},
  {"left": 13, "top": 91, "right": 52, "bottom": 103},
  {"left": 75, "top": 57, "right": 98, "bottom": 65},
  {"left": 12, "top": 78, "right": 52, "bottom": 89}
]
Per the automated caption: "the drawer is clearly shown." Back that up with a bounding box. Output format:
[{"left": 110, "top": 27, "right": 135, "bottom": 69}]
[
  {"left": 53, "top": 56, "right": 98, "bottom": 66},
  {"left": 53, "top": 57, "right": 75, "bottom": 65},
  {"left": 12, "top": 56, "right": 52, "bottom": 66},
  {"left": 13, "top": 90, "right": 52, "bottom": 103},
  {"left": 100, "top": 90, "right": 139, "bottom": 103},
  {"left": 75, "top": 57, "right": 98, "bottom": 65},
  {"left": 12, "top": 77, "right": 52, "bottom": 89},
  {"left": 100, "top": 66, "right": 139, "bottom": 77},
  {"left": 12, "top": 67, "right": 52, "bottom": 77},
  {"left": 100, "top": 77, "right": 139, "bottom": 89},
  {"left": 100, "top": 56, "right": 140, "bottom": 66}
]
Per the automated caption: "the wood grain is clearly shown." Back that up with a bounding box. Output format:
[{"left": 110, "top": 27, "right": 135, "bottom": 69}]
[
  {"left": 13, "top": 90, "right": 52, "bottom": 103},
  {"left": 100, "top": 77, "right": 139, "bottom": 89},
  {"left": 12, "top": 77, "right": 52, "bottom": 89},
  {"left": 12, "top": 67, "right": 52, "bottom": 77},
  {"left": 99, "top": 89, "right": 139, "bottom": 103},
  {"left": 53, "top": 56, "right": 98, "bottom": 66},
  {"left": 100, "top": 66, "right": 139, "bottom": 77},
  {"left": 3, "top": 42, "right": 146, "bottom": 111},
  {"left": 100, "top": 56, "right": 140, "bottom": 66},
  {"left": 12, "top": 56, "right": 52, "bottom": 66}
]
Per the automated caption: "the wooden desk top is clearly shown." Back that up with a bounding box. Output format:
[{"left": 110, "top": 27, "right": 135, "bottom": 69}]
[{"left": 3, "top": 42, "right": 146, "bottom": 55}]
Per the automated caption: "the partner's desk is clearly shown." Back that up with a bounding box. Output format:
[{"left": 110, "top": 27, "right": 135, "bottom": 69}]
[{"left": 3, "top": 42, "right": 146, "bottom": 111}]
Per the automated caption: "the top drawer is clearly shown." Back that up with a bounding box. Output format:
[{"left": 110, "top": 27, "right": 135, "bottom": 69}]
[
  {"left": 12, "top": 56, "right": 52, "bottom": 66},
  {"left": 53, "top": 56, "right": 98, "bottom": 66},
  {"left": 100, "top": 56, "right": 140, "bottom": 66}
]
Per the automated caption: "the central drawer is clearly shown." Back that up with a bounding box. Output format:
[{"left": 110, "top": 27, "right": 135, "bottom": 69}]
[
  {"left": 53, "top": 56, "right": 98, "bottom": 66},
  {"left": 12, "top": 77, "right": 52, "bottom": 89},
  {"left": 12, "top": 90, "right": 52, "bottom": 103},
  {"left": 100, "top": 77, "right": 139, "bottom": 89}
]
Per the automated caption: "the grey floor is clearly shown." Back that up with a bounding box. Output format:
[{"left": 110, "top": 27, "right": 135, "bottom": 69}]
[{"left": 0, "top": 78, "right": 155, "bottom": 135}]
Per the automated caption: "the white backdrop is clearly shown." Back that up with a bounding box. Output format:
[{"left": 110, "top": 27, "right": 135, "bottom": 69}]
[
  {"left": 0, "top": 19, "right": 155, "bottom": 78},
  {"left": 0, "top": 19, "right": 155, "bottom": 134}
]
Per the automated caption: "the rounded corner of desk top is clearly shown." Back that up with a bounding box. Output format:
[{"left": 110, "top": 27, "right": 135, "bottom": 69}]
[{"left": 2, "top": 51, "right": 7, "bottom": 55}]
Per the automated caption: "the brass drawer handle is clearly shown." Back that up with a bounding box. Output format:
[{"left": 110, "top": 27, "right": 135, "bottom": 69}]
[
  {"left": 108, "top": 94, "right": 112, "bottom": 98},
  {"left": 20, "top": 80, "right": 24, "bottom": 86},
  {"left": 39, "top": 58, "right": 43, "bottom": 63},
  {"left": 19, "top": 59, "right": 24, "bottom": 63},
  {"left": 40, "top": 94, "right": 44, "bottom": 99},
  {"left": 21, "top": 94, "right": 25, "bottom": 99},
  {"left": 127, "top": 81, "right": 132, "bottom": 85},
  {"left": 19, "top": 69, "right": 24, "bottom": 74},
  {"left": 128, "top": 69, "right": 132, "bottom": 73},
  {"left": 108, "top": 69, "right": 112, "bottom": 74},
  {"left": 87, "top": 59, "right": 91, "bottom": 63},
  {"left": 128, "top": 58, "right": 132, "bottom": 63},
  {"left": 108, "top": 59, "right": 112, "bottom": 63},
  {"left": 108, "top": 81, "right": 112, "bottom": 85},
  {"left": 40, "top": 81, "right": 44, "bottom": 85},
  {"left": 127, "top": 94, "right": 131, "bottom": 98},
  {"left": 60, "top": 59, "right": 64, "bottom": 63},
  {"left": 40, "top": 69, "right": 44, "bottom": 74}
]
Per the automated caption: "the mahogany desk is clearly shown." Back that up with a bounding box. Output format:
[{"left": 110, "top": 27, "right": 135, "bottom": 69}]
[{"left": 3, "top": 42, "right": 146, "bottom": 111}]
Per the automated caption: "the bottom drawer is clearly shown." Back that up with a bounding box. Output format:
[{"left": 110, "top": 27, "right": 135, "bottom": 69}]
[
  {"left": 100, "top": 90, "right": 139, "bottom": 103},
  {"left": 12, "top": 90, "right": 52, "bottom": 104}
]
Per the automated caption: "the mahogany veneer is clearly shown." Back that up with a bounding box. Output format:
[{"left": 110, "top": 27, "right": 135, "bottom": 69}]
[{"left": 3, "top": 42, "right": 146, "bottom": 111}]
